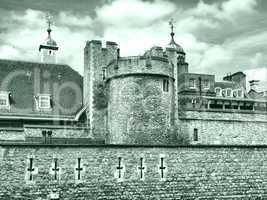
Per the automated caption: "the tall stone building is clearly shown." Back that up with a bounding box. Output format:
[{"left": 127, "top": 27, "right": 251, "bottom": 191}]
[{"left": 84, "top": 28, "right": 267, "bottom": 145}]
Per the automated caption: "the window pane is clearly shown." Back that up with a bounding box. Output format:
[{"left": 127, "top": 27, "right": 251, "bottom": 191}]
[{"left": 189, "top": 79, "right": 195, "bottom": 88}]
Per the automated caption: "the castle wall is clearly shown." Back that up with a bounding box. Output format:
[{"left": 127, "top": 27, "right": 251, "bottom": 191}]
[
  {"left": 24, "top": 126, "right": 90, "bottom": 139},
  {"left": 0, "top": 126, "right": 90, "bottom": 142},
  {"left": 179, "top": 110, "right": 267, "bottom": 145},
  {"left": 0, "top": 145, "right": 266, "bottom": 199},
  {"left": 107, "top": 75, "right": 174, "bottom": 144}
]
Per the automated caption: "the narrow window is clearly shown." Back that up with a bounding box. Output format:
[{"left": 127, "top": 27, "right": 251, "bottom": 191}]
[
  {"left": 159, "top": 157, "right": 166, "bottom": 179},
  {"left": 102, "top": 69, "right": 106, "bottom": 80},
  {"left": 189, "top": 78, "right": 196, "bottom": 89},
  {"left": 193, "top": 128, "right": 198, "bottom": 141},
  {"left": 215, "top": 88, "right": 221, "bottom": 96},
  {"left": 240, "top": 90, "right": 243, "bottom": 97},
  {"left": 233, "top": 90, "right": 237, "bottom": 98},
  {"left": 163, "top": 79, "right": 169, "bottom": 92},
  {"left": 75, "top": 158, "right": 83, "bottom": 180},
  {"left": 203, "top": 80, "right": 210, "bottom": 89},
  {"left": 221, "top": 89, "right": 226, "bottom": 97},
  {"left": 226, "top": 88, "right": 232, "bottom": 97},
  {"left": 116, "top": 157, "right": 123, "bottom": 179}
]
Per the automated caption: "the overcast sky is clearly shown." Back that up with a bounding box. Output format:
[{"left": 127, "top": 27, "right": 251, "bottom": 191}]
[{"left": 0, "top": 0, "right": 266, "bottom": 86}]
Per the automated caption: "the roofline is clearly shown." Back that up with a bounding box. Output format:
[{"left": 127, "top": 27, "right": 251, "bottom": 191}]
[
  {"left": 0, "top": 115, "right": 77, "bottom": 121},
  {"left": 201, "top": 95, "right": 267, "bottom": 103},
  {"left": 0, "top": 58, "right": 66, "bottom": 67}
]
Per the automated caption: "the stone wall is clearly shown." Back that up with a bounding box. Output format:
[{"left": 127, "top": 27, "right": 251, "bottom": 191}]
[
  {"left": 106, "top": 56, "right": 173, "bottom": 80},
  {"left": 107, "top": 75, "right": 174, "bottom": 144},
  {"left": 0, "top": 129, "right": 24, "bottom": 141},
  {"left": 24, "top": 125, "right": 90, "bottom": 139},
  {"left": 0, "top": 145, "right": 266, "bottom": 199},
  {"left": 179, "top": 110, "right": 267, "bottom": 145}
]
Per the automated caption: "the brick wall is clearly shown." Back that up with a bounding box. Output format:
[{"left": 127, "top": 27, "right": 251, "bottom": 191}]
[
  {"left": 179, "top": 110, "right": 267, "bottom": 145},
  {"left": 0, "top": 145, "right": 266, "bottom": 199}
]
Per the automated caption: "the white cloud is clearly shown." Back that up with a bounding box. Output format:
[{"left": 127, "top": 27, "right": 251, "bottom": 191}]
[
  {"left": 96, "top": 0, "right": 176, "bottom": 28},
  {"left": 58, "top": 12, "right": 93, "bottom": 27},
  {"left": 189, "top": 0, "right": 257, "bottom": 21},
  {"left": 0, "top": 9, "right": 95, "bottom": 74},
  {"left": 0, "top": 0, "right": 265, "bottom": 81}
]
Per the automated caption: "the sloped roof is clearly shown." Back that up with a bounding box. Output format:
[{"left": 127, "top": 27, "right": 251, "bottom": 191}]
[{"left": 0, "top": 59, "right": 83, "bottom": 121}]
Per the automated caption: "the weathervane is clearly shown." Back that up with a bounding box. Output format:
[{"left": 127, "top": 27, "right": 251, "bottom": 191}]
[
  {"left": 45, "top": 13, "right": 53, "bottom": 36},
  {"left": 169, "top": 18, "right": 175, "bottom": 39}
]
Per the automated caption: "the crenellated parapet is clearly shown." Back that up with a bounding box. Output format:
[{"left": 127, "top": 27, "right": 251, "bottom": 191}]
[{"left": 106, "top": 46, "right": 174, "bottom": 81}]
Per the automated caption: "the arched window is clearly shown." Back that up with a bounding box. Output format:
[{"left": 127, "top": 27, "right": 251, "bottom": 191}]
[
  {"left": 237, "top": 89, "right": 243, "bottom": 98},
  {"left": 226, "top": 88, "right": 232, "bottom": 97},
  {"left": 233, "top": 90, "right": 237, "bottom": 98},
  {"left": 215, "top": 87, "right": 221, "bottom": 96}
]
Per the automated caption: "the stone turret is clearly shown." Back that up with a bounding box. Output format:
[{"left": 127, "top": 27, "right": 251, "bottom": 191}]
[
  {"left": 84, "top": 40, "right": 119, "bottom": 140},
  {"left": 39, "top": 14, "right": 58, "bottom": 64}
]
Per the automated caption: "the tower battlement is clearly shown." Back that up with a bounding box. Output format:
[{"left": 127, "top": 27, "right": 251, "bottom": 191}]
[{"left": 106, "top": 51, "right": 173, "bottom": 81}]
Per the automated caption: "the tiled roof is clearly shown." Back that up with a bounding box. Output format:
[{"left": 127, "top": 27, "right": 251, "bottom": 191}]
[{"left": 0, "top": 59, "right": 83, "bottom": 120}]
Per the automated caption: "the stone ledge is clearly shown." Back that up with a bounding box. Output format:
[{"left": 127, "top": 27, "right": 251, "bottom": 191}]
[
  {"left": 24, "top": 124, "right": 89, "bottom": 130},
  {"left": 0, "top": 143, "right": 266, "bottom": 148}
]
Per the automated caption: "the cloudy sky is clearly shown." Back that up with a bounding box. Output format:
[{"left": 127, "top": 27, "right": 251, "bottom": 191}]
[{"left": 0, "top": 0, "right": 266, "bottom": 86}]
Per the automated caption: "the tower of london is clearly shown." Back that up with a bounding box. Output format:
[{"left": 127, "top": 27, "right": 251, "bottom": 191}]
[{"left": 0, "top": 12, "right": 266, "bottom": 200}]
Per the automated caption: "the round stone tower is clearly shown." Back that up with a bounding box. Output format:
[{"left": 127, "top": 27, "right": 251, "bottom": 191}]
[{"left": 106, "top": 46, "right": 176, "bottom": 145}]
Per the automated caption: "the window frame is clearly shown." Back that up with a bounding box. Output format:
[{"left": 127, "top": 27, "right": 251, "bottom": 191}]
[
  {"left": 203, "top": 79, "right": 210, "bottom": 90},
  {"left": 163, "top": 79, "right": 169, "bottom": 92},
  {"left": 193, "top": 128, "right": 198, "bottom": 142},
  {"left": 215, "top": 87, "right": 222, "bottom": 96},
  {"left": 37, "top": 94, "right": 51, "bottom": 110},
  {"left": 237, "top": 89, "right": 243, "bottom": 98},
  {"left": 189, "top": 78, "right": 196, "bottom": 89},
  {"left": 0, "top": 91, "right": 10, "bottom": 109},
  {"left": 226, "top": 88, "right": 232, "bottom": 97}
]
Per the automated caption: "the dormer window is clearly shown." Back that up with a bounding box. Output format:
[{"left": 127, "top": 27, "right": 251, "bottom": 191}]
[
  {"left": 226, "top": 88, "right": 232, "bottom": 97},
  {"left": 237, "top": 89, "right": 243, "bottom": 98},
  {"left": 263, "top": 91, "right": 267, "bottom": 97},
  {"left": 215, "top": 87, "right": 221, "bottom": 96},
  {"left": 36, "top": 94, "right": 51, "bottom": 110},
  {"left": 0, "top": 91, "right": 10, "bottom": 109}
]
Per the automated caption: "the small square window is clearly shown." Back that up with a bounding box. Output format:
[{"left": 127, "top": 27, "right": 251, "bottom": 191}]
[
  {"left": 0, "top": 92, "right": 10, "bottom": 109},
  {"left": 193, "top": 128, "right": 198, "bottom": 141},
  {"left": 37, "top": 94, "right": 51, "bottom": 110},
  {"left": 189, "top": 79, "right": 196, "bottom": 89},
  {"left": 163, "top": 79, "right": 169, "bottom": 92}
]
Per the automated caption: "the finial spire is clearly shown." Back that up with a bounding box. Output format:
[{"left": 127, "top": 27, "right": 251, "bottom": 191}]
[
  {"left": 169, "top": 18, "right": 175, "bottom": 41},
  {"left": 46, "top": 13, "right": 53, "bottom": 37}
]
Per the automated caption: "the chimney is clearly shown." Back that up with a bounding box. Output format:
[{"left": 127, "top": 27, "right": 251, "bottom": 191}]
[{"left": 249, "top": 80, "right": 260, "bottom": 91}]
